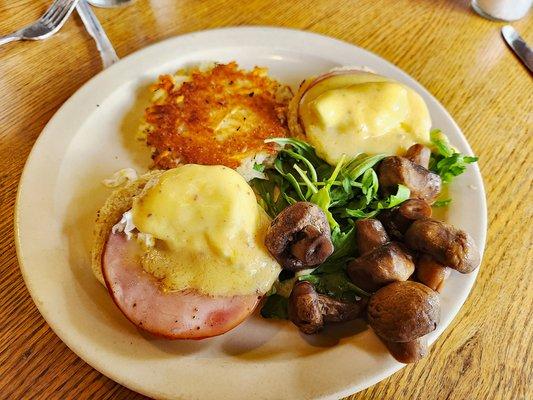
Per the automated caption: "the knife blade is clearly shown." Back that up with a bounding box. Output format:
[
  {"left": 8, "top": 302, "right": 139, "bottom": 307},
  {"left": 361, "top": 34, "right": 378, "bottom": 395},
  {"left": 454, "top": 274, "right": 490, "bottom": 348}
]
[
  {"left": 76, "top": 0, "right": 119, "bottom": 69},
  {"left": 501, "top": 25, "right": 533, "bottom": 74}
]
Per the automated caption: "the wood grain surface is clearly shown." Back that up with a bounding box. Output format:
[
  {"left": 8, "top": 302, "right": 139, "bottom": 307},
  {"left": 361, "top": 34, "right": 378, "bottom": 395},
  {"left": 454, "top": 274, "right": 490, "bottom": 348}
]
[{"left": 1, "top": 0, "right": 532, "bottom": 399}]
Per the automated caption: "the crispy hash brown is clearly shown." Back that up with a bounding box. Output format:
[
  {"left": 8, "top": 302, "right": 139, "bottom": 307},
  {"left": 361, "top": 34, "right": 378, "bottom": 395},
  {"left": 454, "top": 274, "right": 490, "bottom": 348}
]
[{"left": 139, "top": 62, "right": 292, "bottom": 171}]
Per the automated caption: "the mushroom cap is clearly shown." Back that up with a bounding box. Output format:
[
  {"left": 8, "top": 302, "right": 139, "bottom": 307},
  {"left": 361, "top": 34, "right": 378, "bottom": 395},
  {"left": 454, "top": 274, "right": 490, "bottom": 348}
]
[
  {"left": 405, "top": 218, "right": 480, "bottom": 273},
  {"left": 347, "top": 242, "right": 415, "bottom": 292},
  {"left": 355, "top": 219, "right": 390, "bottom": 255},
  {"left": 378, "top": 198, "right": 432, "bottom": 240},
  {"left": 377, "top": 156, "right": 442, "bottom": 204},
  {"left": 288, "top": 281, "right": 324, "bottom": 334},
  {"left": 265, "top": 202, "right": 333, "bottom": 271},
  {"left": 367, "top": 281, "right": 440, "bottom": 342}
]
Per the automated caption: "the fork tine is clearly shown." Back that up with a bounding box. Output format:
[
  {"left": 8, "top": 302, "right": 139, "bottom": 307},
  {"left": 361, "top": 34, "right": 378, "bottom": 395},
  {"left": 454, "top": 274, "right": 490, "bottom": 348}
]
[
  {"left": 41, "top": 0, "right": 66, "bottom": 23},
  {"left": 48, "top": 1, "right": 72, "bottom": 27}
]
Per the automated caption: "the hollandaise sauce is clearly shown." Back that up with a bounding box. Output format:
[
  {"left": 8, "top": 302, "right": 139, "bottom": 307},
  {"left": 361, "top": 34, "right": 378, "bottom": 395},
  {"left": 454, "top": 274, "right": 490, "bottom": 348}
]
[
  {"left": 299, "top": 72, "right": 432, "bottom": 165},
  {"left": 131, "top": 165, "right": 280, "bottom": 296}
]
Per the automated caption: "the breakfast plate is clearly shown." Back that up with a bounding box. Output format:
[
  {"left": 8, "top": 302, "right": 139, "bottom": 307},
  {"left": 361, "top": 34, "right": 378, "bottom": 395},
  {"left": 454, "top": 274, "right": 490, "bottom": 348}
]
[{"left": 15, "top": 27, "right": 487, "bottom": 400}]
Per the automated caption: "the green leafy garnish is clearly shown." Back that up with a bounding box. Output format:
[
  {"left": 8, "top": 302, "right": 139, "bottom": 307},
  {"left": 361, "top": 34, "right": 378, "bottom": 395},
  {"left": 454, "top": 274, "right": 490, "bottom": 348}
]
[
  {"left": 253, "top": 162, "right": 265, "bottom": 172},
  {"left": 429, "top": 129, "right": 478, "bottom": 183},
  {"left": 260, "top": 294, "right": 289, "bottom": 319},
  {"left": 256, "top": 132, "right": 477, "bottom": 319},
  {"left": 433, "top": 198, "right": 452, "bottom": 207},
  {"left": 373, "top": 184, "right": 411, "bottom": 209},
  {"left": 299, "top": 272, "right": 370, "bottom": 301}
]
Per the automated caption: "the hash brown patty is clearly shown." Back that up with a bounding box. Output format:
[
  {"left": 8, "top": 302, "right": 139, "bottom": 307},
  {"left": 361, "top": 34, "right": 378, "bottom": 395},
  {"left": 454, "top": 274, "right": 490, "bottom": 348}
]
[{"left": 140, "top": 62, "right": 292, "bottom": 170}]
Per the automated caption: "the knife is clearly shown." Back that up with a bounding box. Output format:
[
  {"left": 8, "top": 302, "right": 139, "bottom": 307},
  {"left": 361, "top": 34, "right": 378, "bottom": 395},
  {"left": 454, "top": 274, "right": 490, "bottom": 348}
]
[
  {"left": 501, "top": 25, "right": 533, "bottom": 74},
  {"left": 76, "top": 0, "right": 119, "bottom": 68}
]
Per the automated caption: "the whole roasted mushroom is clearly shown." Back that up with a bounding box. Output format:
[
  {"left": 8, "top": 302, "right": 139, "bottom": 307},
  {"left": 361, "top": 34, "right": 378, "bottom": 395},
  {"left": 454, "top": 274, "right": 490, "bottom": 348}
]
[
  {"left": 416, "top": 254, "right": 450, "bottom": 293},
  {"left": 405, "top": 143, "right": 431, "bottom": 169},
  {"left": 288, "top": 281, "right": 366, "bottom": 334},
  {"left": 377, "top": 156, "right": 442, "bottom": 204},
  {"left": 378, "top": 198, "right": 432, "bottom": 239},
  {"left": 348, "top": 220, "right": 414, "bottom": 292},
  {"left": 367, "top": 281, "right": 440, "bottom": 363},
  {"left": 405, "top": 219, "right": 480, "bottom": 273},
  {"left": 355, "top": 219, "right": 390, "bottom": 255},
  {"left": 265, "top": 202, "right": 334, "bottom": 271}
]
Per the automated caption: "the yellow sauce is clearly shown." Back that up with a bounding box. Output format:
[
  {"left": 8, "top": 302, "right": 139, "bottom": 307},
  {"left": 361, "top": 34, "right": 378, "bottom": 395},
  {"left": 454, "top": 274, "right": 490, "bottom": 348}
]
[
  {"left": 299, "top": 72, "right": 431, "bottom": 165},
  {"left": 131, "top": 165, "right": 280, "bottom": 296}
]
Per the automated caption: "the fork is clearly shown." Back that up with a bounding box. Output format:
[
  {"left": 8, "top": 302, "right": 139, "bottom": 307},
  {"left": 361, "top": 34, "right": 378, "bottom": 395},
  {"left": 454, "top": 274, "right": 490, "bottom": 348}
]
[{"left": 0, "top": 0, "right": 79, "bottom": 47}]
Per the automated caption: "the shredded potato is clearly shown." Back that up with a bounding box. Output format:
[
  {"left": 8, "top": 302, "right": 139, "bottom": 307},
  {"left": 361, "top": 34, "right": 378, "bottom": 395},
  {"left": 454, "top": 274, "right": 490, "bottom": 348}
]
[{"left": 140, "top": 62, "right": 293, "bottom": 171}]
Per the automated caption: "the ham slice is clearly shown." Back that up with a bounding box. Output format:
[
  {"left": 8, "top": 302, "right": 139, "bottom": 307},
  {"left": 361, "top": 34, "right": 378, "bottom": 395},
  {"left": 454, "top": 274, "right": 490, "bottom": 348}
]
[{"left": 102, "top": 233, "right": 260, "bottom": 339}]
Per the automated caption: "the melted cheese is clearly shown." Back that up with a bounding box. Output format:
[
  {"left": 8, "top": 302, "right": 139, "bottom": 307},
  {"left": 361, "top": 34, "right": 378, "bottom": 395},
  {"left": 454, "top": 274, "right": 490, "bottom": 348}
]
[
  {"left": 299, "top": 72, "right": 431, "bottom": 165},
  {"left": 131, "top": 165, "right": 280, "bottom": 296}
]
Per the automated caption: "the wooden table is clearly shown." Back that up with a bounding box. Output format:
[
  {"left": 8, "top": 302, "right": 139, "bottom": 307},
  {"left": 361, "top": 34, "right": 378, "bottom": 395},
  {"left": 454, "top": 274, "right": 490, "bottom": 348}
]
[{"left": 1, "top": 0, "right": 532, "bottom": 399}]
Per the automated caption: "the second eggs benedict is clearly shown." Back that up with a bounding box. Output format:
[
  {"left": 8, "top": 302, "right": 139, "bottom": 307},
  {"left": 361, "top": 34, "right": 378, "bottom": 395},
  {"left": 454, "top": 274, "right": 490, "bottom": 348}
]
[{"left": 289, "top": 69, "right": 432, "bottom": 165}]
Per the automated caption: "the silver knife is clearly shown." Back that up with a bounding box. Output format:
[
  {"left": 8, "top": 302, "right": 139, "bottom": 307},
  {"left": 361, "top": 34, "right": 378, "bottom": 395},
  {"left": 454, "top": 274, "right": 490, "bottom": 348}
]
[
  {"left": 76, "top": 0, "right": 119, "bottom": 68},
  {"left": 501, "top": 25, "right": 533, "bottom": 74}
]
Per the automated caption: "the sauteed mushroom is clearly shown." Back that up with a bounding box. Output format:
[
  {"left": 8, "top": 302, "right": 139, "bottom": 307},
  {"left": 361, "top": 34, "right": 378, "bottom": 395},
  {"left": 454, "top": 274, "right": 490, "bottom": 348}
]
[
  {"left": 405, "top": 219, "right": 480, "bottom": 273},
  {"left": 383, "top": 337, "right": 429, "bottom": 364},
  {"left": 377, "top": 156, "right": 442, "bottom": 204},
  {"left": 288, "top": 281, "right": 323, "bottom": 334},
  {"left": 347, "top": 239, "right": 415, "bottom": 292},
  {"left": 378, "top": 198, "right": 432, "bottom": 239},
  {"left": 405, "top": 143, "right": 431, "bottom": 169},
  {"left": 265, "top": 202, "right": 334, "bottom": 271},
  {"left": 367, "top": 281, "right": 440, "bottom": 363},
  {"left": 288, "top": 281, "right": 366, "bottom": 334},
  {"left": 416, "top": 254, "right": 450, "bottom": 292},
  {"left": 355, "top": 219, "right": 390, "bottom": 255}
]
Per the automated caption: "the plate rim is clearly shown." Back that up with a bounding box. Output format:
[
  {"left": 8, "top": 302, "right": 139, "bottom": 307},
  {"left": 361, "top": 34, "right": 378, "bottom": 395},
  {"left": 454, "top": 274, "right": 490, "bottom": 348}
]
[{"left": 14, "top": 26, "right": 487, "bottom": 400}]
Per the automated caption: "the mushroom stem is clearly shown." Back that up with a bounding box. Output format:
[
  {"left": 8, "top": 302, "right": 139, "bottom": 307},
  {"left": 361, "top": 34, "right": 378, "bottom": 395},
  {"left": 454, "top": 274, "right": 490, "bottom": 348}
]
[
  {"left": 382, "top": 336, "right": 429, "bottom": 364},
  {"left": 288, "top": 281, "right": 323, "bottom": 334},
  {"left": 319, "top": 294, "right": 367, "bottom": 323},
  {"left": 347, "top": 242, "right": 415, "bottom": 292},
  {"left": 288, "top": 281, "right": 366, "bottom": 334},
  {"left": 416, "top": 254, "right": 450, "bottom": 293}
]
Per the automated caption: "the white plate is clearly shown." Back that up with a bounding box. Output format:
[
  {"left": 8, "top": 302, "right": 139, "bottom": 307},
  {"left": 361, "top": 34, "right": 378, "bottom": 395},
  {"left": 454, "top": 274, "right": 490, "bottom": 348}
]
[{"left": 15, "top": 27, "right": 487, "bottom": 400}]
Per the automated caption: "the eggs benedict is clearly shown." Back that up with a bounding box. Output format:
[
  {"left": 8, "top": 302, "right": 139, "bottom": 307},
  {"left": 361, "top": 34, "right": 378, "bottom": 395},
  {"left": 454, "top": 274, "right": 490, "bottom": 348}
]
[
  {"left": 289, "top": 69, "right": 432, "bottom": 165},
  {"left": 92, "top": 165, "right": 280, "bottom": 339}
]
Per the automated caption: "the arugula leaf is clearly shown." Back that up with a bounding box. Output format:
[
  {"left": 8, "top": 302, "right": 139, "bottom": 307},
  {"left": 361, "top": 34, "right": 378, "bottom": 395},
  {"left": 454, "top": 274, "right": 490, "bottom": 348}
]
[
  {"left": 253, "top": 162, "right": 265, "bottom": 172},
  {"left": 434, "top": 154, "right": 478, "bottom": 183},
  {"left": 430, "top": 129, "right": 455, "bottom": 158},
  {"left": 299, "top": 272, "right": 370, "bottom": 300},
  {"left": 329, "top": 226, "right": 357, "bottom": 261},
  {"left": 343, "top": 208, "right": 379, "bottom": 219},
  {"left": 310, "top": 154, "right": 346, "bottom": 228},
  {"left": 282, "top": 149, "right": 318, "bottom": 182},
  {"left": 274, "top": 159, "right": 307, "bottom": 201},
  {"left": 373, "top": 184, "right": 411, "bottom": 210},
  {"left": 361, "top": 168, "right": 379, "bottom": 205},
  {"left": 293, "top": 164, "right": 319, "bottom": 195},
  {"left": 260, "top": 294, "right": 289, "bottom": 319},
  {"left": 429, "top": 129, "right": 478, "bottom": 183},
  {"left": 433, "top": 198, "right": 452, "bottom": 207},
  {"left": 250, "top": 177, "right": 278, "bottom": 218},
  {"left": 265, "top": 137, "right": 323, "bottom": 166},
  {"left": 343, "top": 154, "right": 387, "bottom": 180}
]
